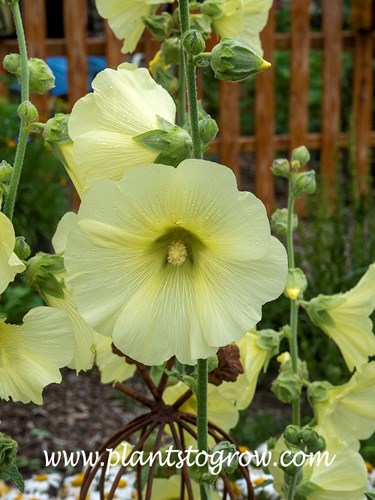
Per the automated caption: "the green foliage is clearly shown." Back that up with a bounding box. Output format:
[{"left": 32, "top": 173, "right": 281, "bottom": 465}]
[{"left": 0, "top": 281, "right": 44, "bottom": 324}]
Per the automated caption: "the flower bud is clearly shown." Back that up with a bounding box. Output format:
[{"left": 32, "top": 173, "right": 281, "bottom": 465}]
[
  {"left": 272, "top": 371, "right": 302, "bottom": 403},
  {"left": 182, "top": 29, "right": 206, "bottom": 56},
  {"left": 3, "top": 53, "right": 20, "bottom": 74},
  {"left": 271, "top": 158, "right": 290, "bottom": 178},
  {"left": 211, "top": 442, "right": 238, "bottom": 475},
  {"left": 294, "top": 170, "right": 316, "bottom": 197},
  {"left": 207, "top": 354, "right": 219, "bottom": 373},
  {"left": 210, "top": 38, "right": 271, "bottom": 82},
  {"left": 28, "top": 58, "right": 55, "bottom": 94},
  {"left": 291, "top": 145, "right": 310, "bottom": 169},
  {"left": 43, "top": 113, "right": 70, "bottom": 149},
  {"left": 17, "top": 100, "right": 38, "bottom": 124},
  {"left": 25, "top": 252, "right": 65, "bottom": 298},
  {"left": 283, "top": 425, "right": 302, "bottom": 446},
  {"left": 142, "top": 13, "right": 173, "bottom": 40},
  {"left": 284, "top": 268, "right": 307, "bottom": 301},
  {"left": 0, "top": 433, "right": 17, "bottom": 472},
  {"left": 301, "top": 427, "right": 326, "bottom": 454},
  {"left": 0, "top": 160, "right": 13, "bottom": 183},
  {"left": 14, "top": 236, "right": 31, "bottom": 260},
  {"left": 279, "top": 450, "right": 304, "bottom": 476},
  {"left": 271, "top": 208, "right": 298, "bottom": 237},
  {"left": 307, "top": 380, "right": 330, "bottom": 403},
  {"left": 160, "top": 38, "right": 180, "bottom": 66},
  {"left": 199, "top": 114, "right": 218, "bottom": 150}
]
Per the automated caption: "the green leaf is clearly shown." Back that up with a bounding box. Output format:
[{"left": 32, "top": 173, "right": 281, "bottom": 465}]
[{"left": 0, "top": 463, "right": 24, "bottom": 492}]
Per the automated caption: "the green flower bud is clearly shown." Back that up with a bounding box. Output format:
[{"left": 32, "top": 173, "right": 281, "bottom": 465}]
[
  {"left": 43, "top": 113, "right": 70, "bottom": 149},
  {"left": 307, "top": 380, "right": 331, "bottom": 403},
  {"left": 14, "top": 236, "right": 31, "bottom": 260},
  {"left": 0, "top": 160, "right": 13, "bottom": 183},
  {"left": 257, "top": 328, "right": 280, "bottom": 352},
  {"left": 28, "top": 58, "right": 55, "bottom": 94},
  {"left": 160, "top": 38, "right": 181, "bottom": 66},
  {"left": 279, "top": 450, "right": 304, "bottom": 476},
  {"left": 301, "top": 427, "right": 326, "bottom": 454},
  {"left": 271, "top": 158, "right": 290, "bottom": 178},
  {"left": 272, "top": 371, "right": 302, "bottom": 403},
  {"left": 271, "top": 208, "right": 298, "bottom": 236},
  {"left": 3, "top": 53, "right": 20, "bottom": 74},
  {"left": 199, "top": 114, "right": 218, "bottom": 150},
  {"left": 142, "top": 13, "right": 173, "bottom": 41},
  {"left": 210, "top": 38, "right": 271, "bottom": 82},
  {"left": 291, "top": 145, "right": 310, "bottom": 168},
  {"left": 294, "top": 170, "right": 316, "bottom": 197},
  {"left": 207, "top": 354, "right": 219, "bottom": 373},
  {"left": 133, "top": 115, "right": 192, "bottom": 167},
  {"left": 211, "top": 442, "right": 238, "bottom": 475},
  {"left": 284, "top": 268, "right": 307, "bottom": 301},
  {"left": 182, "top": 29, "right": 206, "bottom": 56},
  {"left": 0, "top": 433, "right": 17, "bottom": 472},
  {"left": 25, "top": 252, "right": 65, "bottom": 298},
  {"left": 283, "top": 425, "right": 302, "bottom": 446},
  {"left": 17, "top": 100, "right": 38, "bottom": 124}
]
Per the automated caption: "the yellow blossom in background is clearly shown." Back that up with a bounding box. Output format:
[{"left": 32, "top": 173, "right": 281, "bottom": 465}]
[
  {"left": 212, "top": 0, "right": 272, "bottom": 56},
  {"left": 218, "top": 329, "right": 272, "bottom": 410},
  {"left": 95, "top": 335, "right": 136, "bottom": 384},
  {"left": 304, "top": 263, "right": 375, "bottom": 371},
  {"left": 0, "top": 308, "right": 74, "bottom": 404},
  {"left": 68, "top": 64, "right": 177, "bottom": 195},
  {"left": 312, "top": 361, "right": 375, "bottom": 448},
  {"left": 0, "top": 212, "right": 25, "bottom": 294},
  {"left": 150, "top": 475, "right": 221, "bottom": 500},
  {"left": 96, "top": 0, "right": 173, "bottom": 54},
  {"left": 65, "top": 159, "right": 287, "bottom": 365},
  {"left": 269, "top": 435, "right": 368, "bottom": 500}
]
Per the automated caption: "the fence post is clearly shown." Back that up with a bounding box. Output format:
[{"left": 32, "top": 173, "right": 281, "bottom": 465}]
[
  {"left": 351, "top": 0, "right": 374, "bottom": 197},
  {"left": 321, "top": 0, "right": 343, "bottom": 207},
  {"left": 255, "top": 5, "right": 276, "bottom": 214}
]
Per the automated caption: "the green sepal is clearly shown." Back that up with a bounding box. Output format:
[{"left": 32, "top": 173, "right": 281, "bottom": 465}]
[
  {"left": 160, "top": 38, "right": 181, "bottom": 66},
  {"left": 365, "top": 491, "right": 375, "bottom": 500},
  {"left": 25, "top": 252, "right": 65, "bottom": 298},
  {"left": 190, "top": 13, "right": 212, "bottom": 37},
  {"left": 0, "top": 464, "right": 24, "bottom": 492},
  {"left": 141, "top": 13, "right": 174, "bottom": 41}
]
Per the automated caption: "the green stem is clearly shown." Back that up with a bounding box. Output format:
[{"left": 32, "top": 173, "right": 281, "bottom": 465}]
[
  {"left": 286, "top": 473, "right": 299, "bottom": 500},
  {"left": 3, "top": 1, "right": 30, "bottom": 221},
  {"left": 177, "top": 49, "right": 186, "bottom": 126},
  {"left": 287, "top": 171, "right": 300, "bottom": 427},
  {"left": 196, "top": 358, "right": 209, "bottom": 499},
  {"left": 178, "top": 0, "right": 202, "bottom": 159}
]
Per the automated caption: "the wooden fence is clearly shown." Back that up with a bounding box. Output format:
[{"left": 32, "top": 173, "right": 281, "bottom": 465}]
[{"left": 0, "top": 0, "right": 374, "bottom": 212}]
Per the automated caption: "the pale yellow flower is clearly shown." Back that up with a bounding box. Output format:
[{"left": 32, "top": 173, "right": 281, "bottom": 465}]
[
  {"left": 270, "top": 435, "right": 368, "bottom": 500},
  {"left": 150, "top": 475, "right": 221, "bottom": 500},
  {"left": 212, "top": 0, "right": 272, "bottom": 56},
  {"left": 313, "top": 361, "right": 375, "bottom": 448},
  {"left": 0, "top": 307, "right": 74, "bottom": 404},
  {"left": 95, "top": 334, "right": 136, "bottom": 384},
  {"left": 304, "top": 263, "right": 375, "bottom": 371},
  {"left": 218, "top": 329, "right": 273, "bottom": 410},
  {"left": 68, "top": 64, "right": 177, "bottom": 195},
  {"left": 96, "top": 0, "right": 173, "bottom": 54},
  {"left": 0, "top": 212, "right": 25, "bottom": 294},
  {"left": 65, "top": 159, "right": 287, "bottom": 365}
]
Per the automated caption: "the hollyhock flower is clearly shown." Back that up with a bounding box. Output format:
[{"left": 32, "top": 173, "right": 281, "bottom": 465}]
[
  {"left": 0, "top": 212, "right": 25, "bottom": 294},
  {"left": 310, "top": 361, "right": 375, "bottom": 448},
  {"left": 65, "top": 159, "right": 287, "bottom": 365},
  {"left": 95, "top": 335, "right": 136, "bottom": 384},
  {"left": 0, "top": 307, "right": 74, "bottom": 404},
  {"left": 151, "top": 475, "right": 220, "bottom": 499},
  {"left": 68, "top": 64, "right": 190, "bottom": 196},
  {"left": 212, "top": 0, "right": 273, "bottom": 56},
  {"left": 303, "top": 263, "right": 375, "bottom": 371},
  {"left": 96, "top": 0, "right": 173, "bottom": 54}
]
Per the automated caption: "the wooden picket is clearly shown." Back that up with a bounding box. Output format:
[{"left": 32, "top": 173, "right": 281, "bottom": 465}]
[{"left": 0, "top": 0, "right": 374, "bottom": 211}]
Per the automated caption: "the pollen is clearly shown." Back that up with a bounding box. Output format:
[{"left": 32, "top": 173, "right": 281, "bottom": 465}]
[{"left": 167, "top": 240, "right": 188, "bottom": 266}]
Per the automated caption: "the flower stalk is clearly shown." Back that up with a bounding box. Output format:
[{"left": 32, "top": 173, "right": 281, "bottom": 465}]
[{"left": 3, "top": 1, "right": 30, "bottom": 221}]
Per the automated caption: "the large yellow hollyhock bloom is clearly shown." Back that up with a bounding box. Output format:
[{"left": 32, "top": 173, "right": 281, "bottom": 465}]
[
  {"left": 65, "top": 160, "right": 287, "bottom": 365},
  {"left": 312, "top": 362, "right": 375, "bottom": 448},
  {"left": 68, "top": 64, "right": 177, "bottom": 195},
  {"left": 212, "top": 0, "right": 272, "bottom": 56},
  {"left": 304, "top": 263, "right": 375, "bottom": 371},
  {"left": 269, "top": 435, "right": 368, "bottom": 499},
  {"left": 0, "top": 212, "right": 25, "bottom": 294},
  {"left": 0, "top": 308, "right": 74, "bottom": 404},
  {"left": 95, "top": 334, "right": 136, "bottom": 384},
  {"left": 96, "top": 0, "right": 173, "bottom": 54}
]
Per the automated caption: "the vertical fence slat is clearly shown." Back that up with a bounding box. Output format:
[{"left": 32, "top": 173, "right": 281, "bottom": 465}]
[
  {"left": 23, "top": 0, "right": 49, "bottom": 120},
  {"left": 219, "top": 82, "right": 240, "bottom": 179},
  {"left": 289, "top": 0, "right": 310, "bottom": 151},
  {"left": 321, "top": 0, "right": 343, "bottom": 205},
  {"left": 352, "top": 0, "right": 374, "bottom": 196},
  {"left": 105, "top": 22, "right": 126, "bottom": 69},
  {"left": 255, "top": 6, "right": 276, "bottom": 213},
  {"left": 64, "top": 0, "right": 88, "bottom": 110}
]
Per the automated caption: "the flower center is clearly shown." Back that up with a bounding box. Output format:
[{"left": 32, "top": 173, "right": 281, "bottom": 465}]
[{"left": 167, "top": 240, "right": 188, "bottom": 266}]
